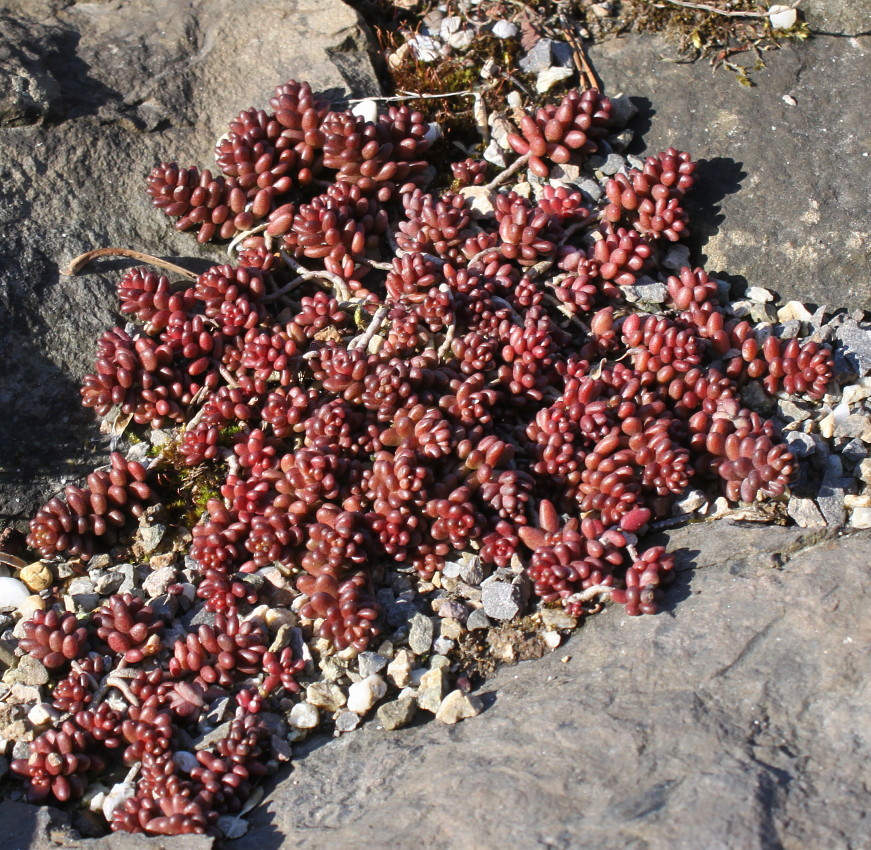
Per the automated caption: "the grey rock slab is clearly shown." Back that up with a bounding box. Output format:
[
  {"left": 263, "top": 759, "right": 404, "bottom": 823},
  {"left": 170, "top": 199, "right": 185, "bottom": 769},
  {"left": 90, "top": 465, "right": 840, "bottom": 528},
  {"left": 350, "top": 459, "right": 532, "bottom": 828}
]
[
  {"left": 223, "top": 522, "right": 871, "bottom": 850},
  {"left": 587, "top": 17, "right": 871, "bottom": 310},
  {"left": 0, "top": 0, "right": 379, "bottom": 519}
]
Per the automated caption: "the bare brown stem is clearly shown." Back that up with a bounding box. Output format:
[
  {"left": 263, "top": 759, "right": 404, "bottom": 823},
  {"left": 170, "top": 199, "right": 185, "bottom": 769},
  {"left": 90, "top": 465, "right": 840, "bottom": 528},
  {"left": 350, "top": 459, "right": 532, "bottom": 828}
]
[{"left": 62, "top": 248, "right": 198, "bottom": 281}]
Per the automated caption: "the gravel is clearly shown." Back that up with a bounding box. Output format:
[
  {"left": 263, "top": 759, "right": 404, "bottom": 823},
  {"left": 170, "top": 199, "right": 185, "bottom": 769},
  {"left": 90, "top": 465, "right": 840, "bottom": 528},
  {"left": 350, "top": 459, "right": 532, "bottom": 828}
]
[{"left": 481, "top": 581, "right": 523, "bottom": 621}]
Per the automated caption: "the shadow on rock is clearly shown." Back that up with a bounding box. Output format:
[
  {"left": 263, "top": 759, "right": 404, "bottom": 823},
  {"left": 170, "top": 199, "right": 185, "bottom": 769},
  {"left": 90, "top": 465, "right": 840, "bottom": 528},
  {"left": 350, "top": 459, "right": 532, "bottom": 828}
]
[
  {"left": 685, "top": 157, "right": 747, "bottom": 264},
  {"left": 625, "top": 95, "right": 653, "bottom": 155}
]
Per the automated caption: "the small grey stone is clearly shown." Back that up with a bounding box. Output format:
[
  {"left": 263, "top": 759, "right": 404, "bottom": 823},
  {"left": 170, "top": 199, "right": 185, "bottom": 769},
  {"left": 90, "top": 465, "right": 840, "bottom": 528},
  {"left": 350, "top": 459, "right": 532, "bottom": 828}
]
[
  {"left": 834, "top": 414, "right": 871, "bottom": 441},
  {"left": 117, "top": 563, "right": 139, "bottom": 594},
  {"left": 816, "top": 457, "right": 847, "bottom": 526},
  {"left": 784, "top": 431, "right": 816, "bottom": 458},
  {"left": 609, "top": 129, "right": 635, "bottom": 152},
  {"left": 549, "top": 163, "right": 582, "bottom": 182},
  {"left": 777, "top": 398, "right": 811, "bottom": 423},
  {"left": 433, "top": 636, "right": 454, "bottom": 655},
  {"left": 481, "top": 582, "right": 523, "bottom": 621},
  {"left": 836, "top": 322, "right": 871, "bottom": 376},
  {"left": 775, "top": 319, "right": 802, "bottom": 339},
  {"left": 12, "top": 741, "right": 30, "bottom": 760},
  {"left": 67, "top": 577, "right": 95, "bottom": 596},
  {"left": 334, "top": 710, "right": 360, "bottom": 733},
  {"left": 91, "top": 570, "right": 124, "bottom": 595},
  {"left": 840, "top": 438, "right": 867, "bottom": 466},
  {"left": 125, "top": 442, "right": 150, "bottom": 463},
  {"left": 519, "top": 38, "right": 553, "bottom": 74},
  {"left": 377, "top": 696, "right": 418, "bottom": 731},
  {"left": 55, "top": 562, "right": 77, "bottom": 580},
  {"left": 577, "top": 179, "right": 603, "bottom": 203},
  {"left": 625, "top": 281, "right": 668, "bottom": 304},
  {"left": 598, "top": 153, "right": 625, "bottom": 175},
  {"left": 787, "top": 498, "right": 826, "bottom": 528},
  {"left": 3, "top": 656, "right": 49, "bottom": 686},
  {"left": 148, "top": 593, "right": 178, "bottom": 619},
  {"left": 483, "top": 139, "right": 507, "bottom": 167},
  {"left": 437, "top": 599, "right": 468, "bottom": 622},
  {"left": 459, "top": 556, "right": 486, "bottom": 585},
  {"left": 69, "top": 592, "right": 100, "bottom": 613},
  {"left": 306, "top": 682, "right": 346, "bottom": 712},
  {"left": 143, "top": 566, "right": 178, "bottom": 599},
  {"left": 357, "top": 651, "right": 388, "bottom": 678},
  {"left": 188, "top": 606, "right": 216, "bottom": 628},
  {"left": 138, "top": 521, "right": 167, "bottom": 555},
  {"left": 408, "top": 612, "right": 435, "bottom": 655},
  {"left": 607, "top": 94, "right": 638, "bottom": 128},
  {"left": 218, "top": 815, "right": 248, "bottom": 839},
  {"left": 466, "top": 608, "right": 492, "bottom": 630}
]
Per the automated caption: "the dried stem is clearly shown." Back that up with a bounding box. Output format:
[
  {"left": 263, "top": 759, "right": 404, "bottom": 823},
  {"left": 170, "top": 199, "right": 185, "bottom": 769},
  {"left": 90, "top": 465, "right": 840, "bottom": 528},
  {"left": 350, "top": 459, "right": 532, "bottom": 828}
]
[
  {"left": 227, "top": 222, "right": 269, "bottom": 257},
  {"left": 348, "top": 305, "right": 389, "bottom": 351},
  {"left": 560, "top": 13, "right": 600, "bottom": 91},
  {"left": 279, "top": 248, "right": 352, "bottom": 302},
  {"left": 656, "top": 0, "right": 800, "bottom": 17},
  {"left": 347, "top": 90, "right": 476, "bottom": 104},
  {"left": 262, "top": 274, "right": 305, "bottom": 303},
  {"left": 62, "top": 248, "right": 198, "bottom": 281},
  {"left": 483, "top": 152, "right": 531, "bottom": 191}
]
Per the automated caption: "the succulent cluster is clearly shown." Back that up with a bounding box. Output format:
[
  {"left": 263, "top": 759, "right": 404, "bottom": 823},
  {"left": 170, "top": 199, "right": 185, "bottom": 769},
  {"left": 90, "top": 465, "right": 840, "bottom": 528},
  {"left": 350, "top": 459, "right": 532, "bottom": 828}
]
[{"left": 16, "top": 78, "right": 835, "bottom": 836}]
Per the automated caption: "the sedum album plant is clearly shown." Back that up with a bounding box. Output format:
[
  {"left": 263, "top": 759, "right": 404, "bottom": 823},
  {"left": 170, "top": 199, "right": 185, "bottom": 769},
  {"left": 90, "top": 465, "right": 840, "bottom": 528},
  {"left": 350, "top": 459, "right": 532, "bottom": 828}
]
[{"left": 11, "top": 77, "right": 832, "bottom": 836}]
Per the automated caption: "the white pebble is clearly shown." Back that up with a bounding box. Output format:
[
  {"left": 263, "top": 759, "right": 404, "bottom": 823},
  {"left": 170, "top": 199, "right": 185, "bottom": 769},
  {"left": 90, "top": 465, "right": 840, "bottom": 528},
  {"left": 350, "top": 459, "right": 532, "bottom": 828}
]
[
  {"left": 543, "top": 630, "right": 562, "bottom": 649},
  {"left": 351, "top": 98, "right": 378, "bottom": 124},
  {"left": 103, "top": 779, "right": 137, "bottom": 821},
  {"left": 289, "top": 702, "right": 320, "bottom": 729},
  {"left": 346, "top": 674, "right": 387, "bottom": 715},
  {"left": 492, "top": 20, "right": 518, "bottom": 38},
  {"left": 536, "top": 66, "right": 574, "bottom": 94},
  {"left": 27, "top": 703, "right": 60, "bottom": 727},
  {"left": 768, "top": 4, "right": 798, "bottom": 29},
  {"left": 439, "top": 16, "right": 463, "bottom": 38},
  {"left": 745, "top": 286, "right": 774, "bottom": 303},
  {"left": 423, "top": 122, "right": 442, "bottom": 146},
  {"left": 0, "top": 577, "right": 31, "bottom": 611},
  {"left": 409, "top": 35, "right": 440, "bottom": 63},
  {"left": 448, "top": 30, "right": 475, "bottom": 50}
]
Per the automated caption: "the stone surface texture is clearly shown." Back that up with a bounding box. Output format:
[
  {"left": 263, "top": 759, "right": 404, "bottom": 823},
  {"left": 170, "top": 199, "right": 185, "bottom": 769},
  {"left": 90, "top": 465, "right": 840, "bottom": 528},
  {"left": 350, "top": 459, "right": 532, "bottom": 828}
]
[{"left": 588, "top": 0, "right": 870, "bottom": 311}]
